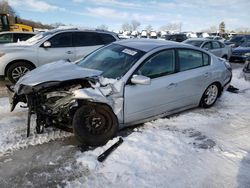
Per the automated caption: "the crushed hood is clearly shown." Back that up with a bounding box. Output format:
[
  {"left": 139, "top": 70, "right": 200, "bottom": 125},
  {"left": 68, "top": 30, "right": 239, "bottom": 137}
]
[{"left": 14, "top": 60, "right": 102, "bottom": 93}]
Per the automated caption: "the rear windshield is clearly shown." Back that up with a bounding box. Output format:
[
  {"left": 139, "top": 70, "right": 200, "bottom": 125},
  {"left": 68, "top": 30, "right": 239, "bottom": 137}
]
[{"left": 184, "top": 40, "right": 203, "bottom": 47}]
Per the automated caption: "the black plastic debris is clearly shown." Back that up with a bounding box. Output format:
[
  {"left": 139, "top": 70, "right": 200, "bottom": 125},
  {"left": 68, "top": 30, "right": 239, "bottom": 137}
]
[
  {"left": 227, "top": 85, "right": 239, "bottom": 93},
  {"left": 97, "top": 137, "right": 123, "bottom": 162}
]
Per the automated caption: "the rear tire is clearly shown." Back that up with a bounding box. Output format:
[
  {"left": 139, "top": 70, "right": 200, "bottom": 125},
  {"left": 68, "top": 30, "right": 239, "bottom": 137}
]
[
  {"left": 6, "top": 62, "right": 35, "bottom": 83},
  {"left": 200, "top": 83, "right": 220, "bottom": 108},
  {"left": 73, "top": 104, "right": 118, "bottom": 146}
]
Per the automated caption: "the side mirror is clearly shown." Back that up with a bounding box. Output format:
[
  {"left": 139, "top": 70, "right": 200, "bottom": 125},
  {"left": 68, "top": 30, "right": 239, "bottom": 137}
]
[
  {"left": 131, "top": 75, "right": 151, "bottom": 85},
  {"left": 43, "top": 41, "right": 51, "bottom": 48}
]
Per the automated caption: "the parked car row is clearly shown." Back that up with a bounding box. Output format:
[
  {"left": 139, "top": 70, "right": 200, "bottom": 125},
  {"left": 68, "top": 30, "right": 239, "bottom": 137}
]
[
  {"left": 7, "top": 39, "right": 232, "bottom": 146},
  {"left": 183, "top": 38, "right": 232, "bottom": 60}
]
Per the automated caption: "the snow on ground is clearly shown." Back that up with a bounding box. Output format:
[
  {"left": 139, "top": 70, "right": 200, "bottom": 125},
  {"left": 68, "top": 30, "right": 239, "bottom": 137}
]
[
  {"left": 65, "top": 69, "right": 250, "bottom": 188},
  {"left": 0, "top": 68, "right": 250, "bottom": 187},
  {"left": 0, "top": 99, "right": 71, "bottom": 157}
]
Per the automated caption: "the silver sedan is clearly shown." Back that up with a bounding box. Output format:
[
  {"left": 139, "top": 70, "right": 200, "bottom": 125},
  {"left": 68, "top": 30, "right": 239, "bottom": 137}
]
[
  {"left": 10, "top": 39, "right": 232, "bottom": 146},
  {"left": 183, "top": 38, "right": 232, "bottom": 60}
]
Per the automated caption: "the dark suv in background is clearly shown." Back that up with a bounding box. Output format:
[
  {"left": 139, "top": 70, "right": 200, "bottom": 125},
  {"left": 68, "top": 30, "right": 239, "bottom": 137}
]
[
  {"left": 165, "top": 34, "right": 188, "bottom": 42},
  {"left": 225, "top": 34, "right": 250, "bottom": 48}
]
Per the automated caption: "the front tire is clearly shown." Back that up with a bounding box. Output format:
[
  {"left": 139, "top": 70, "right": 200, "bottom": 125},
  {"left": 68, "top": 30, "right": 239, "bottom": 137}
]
[
  {"left": 6, "top": 62, "right": 35, "bottom": 83},
  {"left": 73, "top": 104, "right": 118, "bottom": 146},
  {"left": 200, "top": 83, "right": 220, "bottom": 108}
]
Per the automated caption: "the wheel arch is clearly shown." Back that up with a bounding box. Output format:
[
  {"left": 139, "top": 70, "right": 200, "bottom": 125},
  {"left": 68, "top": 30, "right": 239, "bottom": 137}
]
[
  {"left": 199, "top": 81, "right": 223, "bottom": 108},
  {"left": 4, "top": 59, "right": 36, "bottom": 76},
  {"left": 76, "top": 99, "right": 118, "bottom": 121},
  {"left": 212, "top": 81, "right": 223, "bottom": 97}
]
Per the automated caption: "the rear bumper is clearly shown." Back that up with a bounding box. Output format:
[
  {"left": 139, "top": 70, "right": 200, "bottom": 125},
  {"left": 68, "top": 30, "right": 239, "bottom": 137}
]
[{"left": 223, "top": 71, "right": 232, "bottom": 91}]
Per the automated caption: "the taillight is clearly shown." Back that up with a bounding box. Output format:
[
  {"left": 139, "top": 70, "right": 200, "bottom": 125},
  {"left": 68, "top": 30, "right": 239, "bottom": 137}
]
[{"left": 218, "top": 57, "right": 232, "bottom": 71}]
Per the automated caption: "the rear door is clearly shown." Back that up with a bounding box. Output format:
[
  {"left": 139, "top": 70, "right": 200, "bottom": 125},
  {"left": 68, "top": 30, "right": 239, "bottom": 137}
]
[
  {"left": 37, "top": 32, "right": 75, "bottom": 66},
  {"left": 73, "top": 32, "right": 104, "bottom": 60},
  {"left": 174, "top": 49, "right": 212, "bottom": 105}
]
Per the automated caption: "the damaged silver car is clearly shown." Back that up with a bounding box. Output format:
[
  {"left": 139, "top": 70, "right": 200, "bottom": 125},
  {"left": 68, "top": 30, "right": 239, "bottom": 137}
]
[{"left": 8, "top": 39, "right": 232, "bottom": 146}]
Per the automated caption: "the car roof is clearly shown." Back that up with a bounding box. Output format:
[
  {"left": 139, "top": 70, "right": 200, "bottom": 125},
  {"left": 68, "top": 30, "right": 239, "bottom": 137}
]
[
  {"left": 114, "top": 39, "right": 193, "bottom": 52},
  {"left": 0, "top": 31, "right": 35, "bottom": 35},
  {"left": 185, "top": 38, "right": 213, "bottom": 42},
  {"left": 49, "top": 28, "right": 117, "bottom": 36}
]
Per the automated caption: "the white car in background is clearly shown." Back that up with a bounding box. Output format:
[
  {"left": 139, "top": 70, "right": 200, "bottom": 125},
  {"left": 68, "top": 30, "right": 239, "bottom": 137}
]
[
  {"left": 0, "top": 28, "right": 119, "bottom": 83},
  {"left": 183, "top": 38, "right": 232, "bottom": 60},
  {"left": 205, "top": 36, "right": 226, "bottom": 42}
]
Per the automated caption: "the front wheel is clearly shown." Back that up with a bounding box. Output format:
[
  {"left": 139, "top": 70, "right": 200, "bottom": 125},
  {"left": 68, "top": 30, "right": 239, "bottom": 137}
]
[
  {"left": 73, "top": 104, "right": 118, "bottom": 146},
  {"left": 200, "top": 83, "right": 220, "bottom": 108},
  {"left": 6, "top": 62, "right": 35, "bottom": 83}
]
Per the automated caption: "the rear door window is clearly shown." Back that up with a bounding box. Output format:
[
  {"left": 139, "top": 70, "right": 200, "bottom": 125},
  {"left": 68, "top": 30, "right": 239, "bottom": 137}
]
[
  {"left": 98, "top": 33, "right": 116, "bottom": 44},
  {"left": 178, "top": 49, "right": 209, "bottom": 71},
  {"left": 73, "top": 32, "right": 104, "bottom": 46}
]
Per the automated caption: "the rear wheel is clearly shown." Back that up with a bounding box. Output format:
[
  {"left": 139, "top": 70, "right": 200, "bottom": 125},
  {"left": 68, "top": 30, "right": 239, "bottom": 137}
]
[
  {"left": 6, "top": 62, "right": 35, "bottom": 83},
  {"left": 200, "top": 83, "right": 220, "bottom": 108},
  {"left": 73, "top": 104, "right": 118, "bottom": 146}
]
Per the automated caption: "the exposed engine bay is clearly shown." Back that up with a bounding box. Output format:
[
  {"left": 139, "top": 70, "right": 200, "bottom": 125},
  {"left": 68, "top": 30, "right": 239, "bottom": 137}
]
[{"left": 8, "top": 76, "right": 123, "bottom": 137}]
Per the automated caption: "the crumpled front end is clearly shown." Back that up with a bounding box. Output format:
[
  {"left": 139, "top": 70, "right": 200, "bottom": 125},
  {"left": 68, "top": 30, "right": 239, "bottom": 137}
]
[{"left": 8, "top": 75, "right": 124, "bottom": 136}]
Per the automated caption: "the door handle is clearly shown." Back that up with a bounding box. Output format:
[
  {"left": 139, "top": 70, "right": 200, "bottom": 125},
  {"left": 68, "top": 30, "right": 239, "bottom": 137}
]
[
  {"left": 66, "top": 51, "right": 73, "bottom": 54},
  {"left": 166, "top": 83, "right": 177, "bottom": 89}
]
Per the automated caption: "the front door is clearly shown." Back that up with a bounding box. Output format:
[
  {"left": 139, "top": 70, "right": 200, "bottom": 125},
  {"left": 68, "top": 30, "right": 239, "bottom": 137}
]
[
  {"left": 38, "top": 32, "right": 75, "bottom": 66},
  {"left": 124, "top": 49, "right": 180, "bottom": 123},
  {"left": 210, "top": 41, "right": 222, "bottom": 57}
]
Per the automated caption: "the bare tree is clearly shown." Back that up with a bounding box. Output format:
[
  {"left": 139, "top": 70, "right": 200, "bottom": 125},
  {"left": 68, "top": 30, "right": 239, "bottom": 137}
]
[
  {"left": 160, "top": 22, "right": 182, "bottom": 32},
  {"left": 131, "top": 20, "right": 140, "bottom": 31},
  {"left": 235, "top": 27, "right": 250, "bottom": 34},
  {"left": 121, "top": 22, "right": 132, "bottom": 31},
  {"left": 0, "top": 0, "right": 16, "bottom": 16},
  {"left": 145, "top": 25, "right": 153, "bottom": 32},
  {"left": 97, "top": 24, "right": 109, "bottom": 31}
]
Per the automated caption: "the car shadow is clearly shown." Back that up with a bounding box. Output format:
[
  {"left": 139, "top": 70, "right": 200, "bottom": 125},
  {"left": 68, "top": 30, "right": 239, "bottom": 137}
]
[{"left": 237, "top": 151, "right": 250, "bottom": 187}]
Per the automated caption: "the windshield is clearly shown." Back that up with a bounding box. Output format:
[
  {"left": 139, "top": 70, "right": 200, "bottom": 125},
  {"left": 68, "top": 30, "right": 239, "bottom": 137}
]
[
  {"left": 25, "top": 31, "right": 52, "bottom": 44},
  {"left": 184, "top": 40, "right": 203, "bottom": 47},
  {"left": 241, "top": 41, "right": 250, "bottom": 47},
  {"left": 229, "top": 36, "right": 243, "bottom": 43},
  {"left": 78, "top": 44, "right": 145, "bottom": 79}
]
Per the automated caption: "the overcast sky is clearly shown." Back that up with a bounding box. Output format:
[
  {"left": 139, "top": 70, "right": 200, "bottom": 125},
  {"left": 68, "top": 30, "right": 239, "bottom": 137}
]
[{"left": 8, "top": 0, "right": 250, "bottom": 31}]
